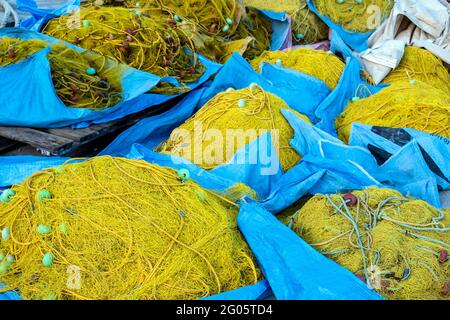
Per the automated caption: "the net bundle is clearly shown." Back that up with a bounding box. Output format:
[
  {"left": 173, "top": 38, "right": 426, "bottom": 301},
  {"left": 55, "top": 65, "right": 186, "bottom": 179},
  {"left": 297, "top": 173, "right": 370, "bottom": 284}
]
[
  {"left": 314, "top": 0, "right": 394, "bottom": 33},
  {"left": 384, "top": 46, "right": 450, "bottom": 94},
  {"left": 335, "top": 81, "right": 450, "bottom": 143},
  {"left": 122, "top": 1, "right": 271, "bottom": 62},
  {"left": 244, "top": 0, "right": 329, "bottom": 45},
  {"left": 42, "top": 6, "right": 205, "bottom": 88},
  {"left": 0, "top": 36, "right": 47, "bottom": 66},
  {"left": 126, "top": 0, "right": 243, "bottom": 38},
  {"left": 1, "top": 37, "right": 122, "bottom": 110},
  {"left": 0, "top": 156, "right": 260, "bottom": 300},
  {"left": 290, "top": 0, "right": 329, "bottom": 45},
  {"left": 250, "top": 48, "right": 345, "bottom": 90},
  {"left": 157, "top": 85, "right": 311, "bottom": 172},
  {"left": 288, "top": 187, "right": 449, "bottom": 300}
]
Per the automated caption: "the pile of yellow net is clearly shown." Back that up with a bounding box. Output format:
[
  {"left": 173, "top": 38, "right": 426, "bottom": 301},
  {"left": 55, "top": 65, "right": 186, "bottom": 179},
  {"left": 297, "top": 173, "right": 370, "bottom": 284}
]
[
  {"left": 229, "top": 7, "right": 272, "bottom": 61},
  {"left": 0, "top": 37, "right": 47, "bottom": 66},
  {"left": 290, "top": 1, "right": 329, "bottom": 45},
  {"left": 289, "top": 187, "right": 449, "bottom": 300},
  {"left": 91, "top": 1, "right": 271, "bottom": 63},
  {"left": 0, "top": 37, "right": 123, "bottom": 110},
  {"left": 125, "top": 0, "right": 244, "bottom": 38},
  {"left": 245, "top": 0, "right": 328, "bottom": 45},
  {"left": 335, "top": 81, "right": 450, "bottom": 143},
  {"left": 384, "top": 46, "right": 450, "bottom": 94},
  {"left": 157, "top": 85, "right": 311, "bottom": 172},
  {"left": 43, "top": 6, "right": 205, "bottom": 88},
  {"left": 48, "top": 43, "right": 122, "bottom": 110},
  {"left": 250, "top": 48, "right": 345, "bottom": 90},
  {"left": 0, "top": 156, "right": 260, "bottom": 300},
  {"left": 314, "top": 0, "right": 394, "bottom": 33}
]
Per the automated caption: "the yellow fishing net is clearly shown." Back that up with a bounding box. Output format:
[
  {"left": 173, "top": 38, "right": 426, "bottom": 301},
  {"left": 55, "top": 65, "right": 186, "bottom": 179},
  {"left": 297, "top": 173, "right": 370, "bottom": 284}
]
[
  {"left": 230, "top": 7, "right": 272, "bottom": 61},
  {"left": 48, "top": 43, "right": 122, "bottom": 110},
  {"left": 290, "top": 1, "right": 329, "bottom": 45},
  {"left": 0, "top": 156, "right": 260, "bottom": 300},
  {"left": 250, "top": 48, "right": 345, "bottom": 90},
  {"left": 384, "top": 46, "right": 450, "bottom": 94},
  {"left": 157, "top": 85, "right": 311, "bottom": 172},
  {"left": 120, "top": 0, "right": 270, "bottom": 62},
  {"left": 335, "top": 81, "right": 450, "bottom": 143},
  {"left": 42, "top": 6, "right": 205, "bottom": 87},
  {"left": 245, "top": 0, "right": 298, "bottom": 12},
  {"left": 0, "top": 37, "right": 47, "bottom": 66},
  {"left": 289, "top": 187, "right": 449, "bottom": 300},
  {"left": 0, "top": 37, "right": 123, "bottom": 110},
  {"left": 245, "top": 0, "right": 328, "bottom": 44},
  {"left": 314, "top": 0, "right": 394, "bottom": 33}
]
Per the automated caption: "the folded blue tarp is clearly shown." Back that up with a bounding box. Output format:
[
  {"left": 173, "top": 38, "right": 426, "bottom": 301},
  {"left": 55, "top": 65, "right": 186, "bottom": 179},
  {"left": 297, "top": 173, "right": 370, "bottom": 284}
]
[
  {"left": 17, "top": 0, "right": 80, "bottom": 30},
  {"left": 264, "top": 112, "right": 447, "bottom": 211},
  {"left": 237, "top": 200, "right": 382, "bottom": 300}
]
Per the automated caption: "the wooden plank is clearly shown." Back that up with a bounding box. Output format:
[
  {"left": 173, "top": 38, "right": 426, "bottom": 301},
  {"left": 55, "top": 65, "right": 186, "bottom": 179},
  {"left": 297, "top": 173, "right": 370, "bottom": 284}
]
[
  {"left": 0, "top": 97, "right": 180, "bottom": 156},
  {"left": 47, "top": 100, "right": 177, "bottom": 147},
  {"left": 47, "top": 126, "right": 104, "bottom": 143},
  {"left": 0, "top": 127, "right": 73, "bottom": 155},
  {"left": 0, "top": 137, "right": 20, "bottom": 153}
]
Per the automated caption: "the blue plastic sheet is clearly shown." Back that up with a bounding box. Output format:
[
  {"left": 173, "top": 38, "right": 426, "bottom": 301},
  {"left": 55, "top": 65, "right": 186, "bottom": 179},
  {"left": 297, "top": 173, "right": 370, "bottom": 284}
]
[
  {"left": 260, "top": 10, "right": 291, "bottom": 51},
  {"left": 204, "top": 280, "right": 273, "bottom": 300},
  {"left": 0, "top": 156, "right": 68, "bottom": 188},
  {"left": 238, "top": 200, "right": 383, "bottom": 300},
  {"left": 262, "top": 111, "right": 445, "bottom": 211},
  {"left": 306, "top": 0, "right": 373, "bottom": 52},
  {"left": 350, "top": 124, "right": 450, "bottom": 192},
  {"left": 314, "top": 31, "right": 385, "bottom": 136},
  {"left": 17, "top": 0, "right": 80, "bottom": 31},
  {"left": 0, "top": 28, "right": 220, "bottom": 128},
  {"left": 0, "top": 288, "right": 21, "bottom": 300}
]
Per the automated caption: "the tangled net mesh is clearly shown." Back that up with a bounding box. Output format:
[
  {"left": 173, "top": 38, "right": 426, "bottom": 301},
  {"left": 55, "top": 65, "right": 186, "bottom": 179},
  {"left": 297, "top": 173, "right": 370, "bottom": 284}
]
[
  {"left": 121, "top": 0, "right": 271, "bottom": 62},
  {"left": 250, "top": 48, "right": 345, "bottom": 90},
  {"left": 314, "top": 0, "right": 394, "bottom": 33},
  {"left": 244, "top": 0, "right": 328, "bottom": 45},
  {"left": 288, "top": 187, "right": 449, "bottom": 300},
  {"left": 157, "top": 85, "right": 310, "bottom": 172},
  {"left": 43, "top": 6, "right": 205, "bottom": 90},
  {"left": 48, "top": 43, "right": 123, "bottom": 110},
  {"left": 0, "top": 36, "right": 47, "bottom": 66},
  {"left": 335, "top": 81, "right": 450, "bottom": 143},
  {"left": 384, "top": 46, "right": 450, "bottom": 94},
  {"left": 244, "top": 0, "right": 299, "bottom": 11},
  {"left": 0, "top": 156, "right": 260, "bottom": 300},
  {"left": 290, "top": 1, "right": 329, "bottom": 45},
  {"left": 125, "top": 0, "right": 243, "bottom": 37},
  {"left": 0, "top": 37, "right": 123, "bottom": 110}
]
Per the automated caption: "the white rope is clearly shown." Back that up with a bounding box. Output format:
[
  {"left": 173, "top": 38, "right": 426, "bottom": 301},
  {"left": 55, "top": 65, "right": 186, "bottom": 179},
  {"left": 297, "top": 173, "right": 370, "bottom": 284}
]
[{"left": 0, "top": 0, "right": 20, "bottom": 28}]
